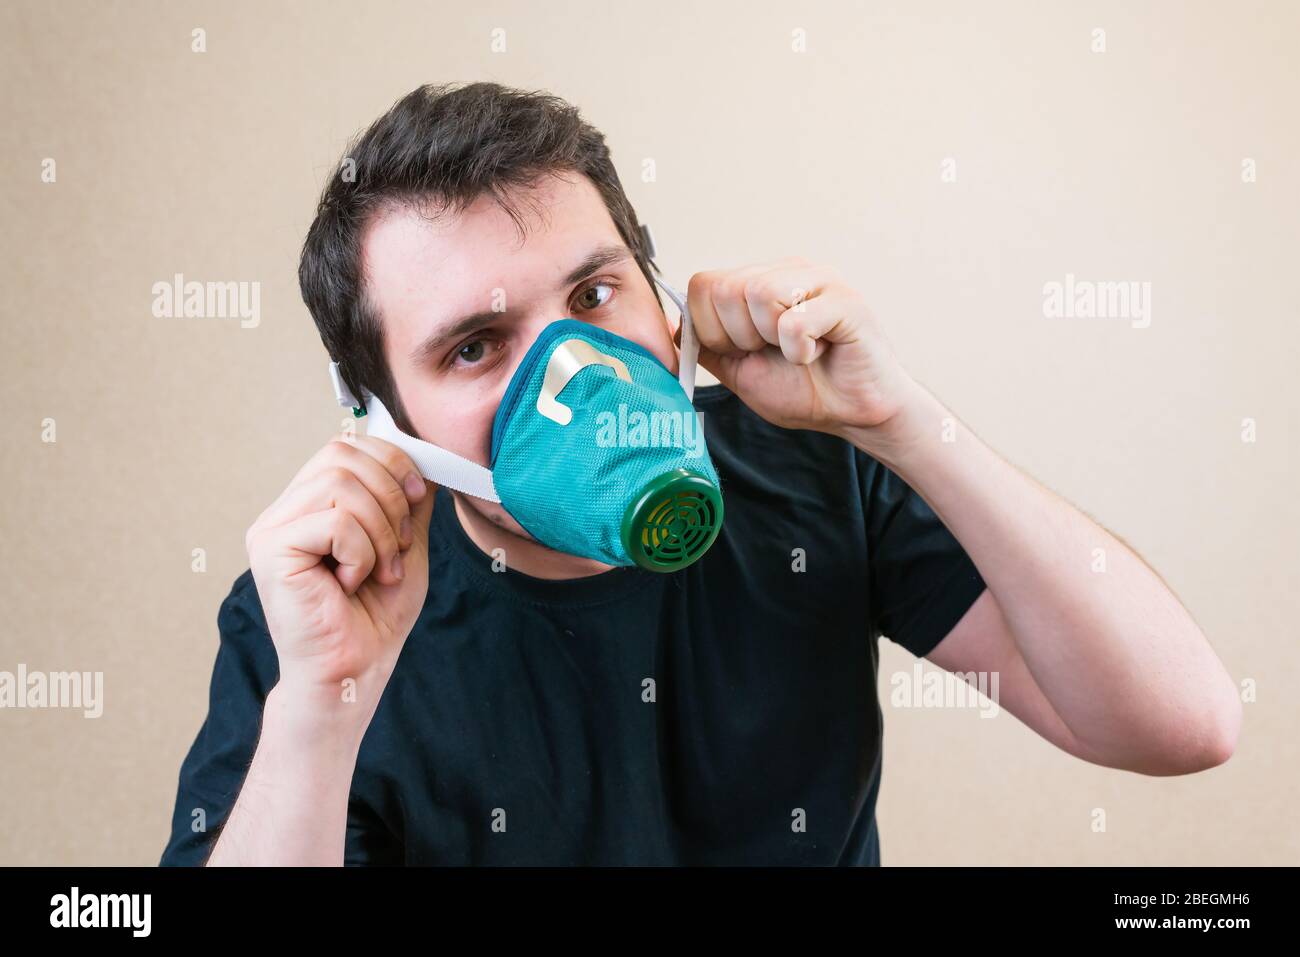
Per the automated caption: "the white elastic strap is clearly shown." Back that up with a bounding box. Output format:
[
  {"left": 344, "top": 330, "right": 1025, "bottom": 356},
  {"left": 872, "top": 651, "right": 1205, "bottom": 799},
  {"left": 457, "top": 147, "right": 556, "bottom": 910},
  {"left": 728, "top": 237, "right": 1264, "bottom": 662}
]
[
  {"left": 653, "top": 275, "right": 698, "bottom": 402},
  {"left": 329, "top": 363, "right": 501, "bottom": 502},
  {"left": 363, "top": 390, "right": 501, "bottom": 501}
]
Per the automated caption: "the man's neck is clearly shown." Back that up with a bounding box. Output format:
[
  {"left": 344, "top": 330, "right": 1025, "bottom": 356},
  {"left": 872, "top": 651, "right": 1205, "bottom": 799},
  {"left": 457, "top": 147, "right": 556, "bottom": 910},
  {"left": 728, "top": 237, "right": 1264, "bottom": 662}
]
[{"left": 451, "top": 492, "right": 616, "bottom": 580}]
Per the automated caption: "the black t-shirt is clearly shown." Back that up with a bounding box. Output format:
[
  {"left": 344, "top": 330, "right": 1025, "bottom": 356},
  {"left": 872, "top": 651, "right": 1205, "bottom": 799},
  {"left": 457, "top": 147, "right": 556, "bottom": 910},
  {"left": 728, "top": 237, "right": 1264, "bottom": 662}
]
[{"left": 160, "top": 383, "right": 986, "bottom": 866}]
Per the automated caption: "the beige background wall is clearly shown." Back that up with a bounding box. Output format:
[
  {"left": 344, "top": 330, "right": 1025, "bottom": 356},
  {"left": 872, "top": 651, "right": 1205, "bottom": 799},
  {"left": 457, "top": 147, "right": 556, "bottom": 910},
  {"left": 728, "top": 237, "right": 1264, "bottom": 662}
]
[{"left": 0, "top": 0, "right": 1294, "bottom": 865}]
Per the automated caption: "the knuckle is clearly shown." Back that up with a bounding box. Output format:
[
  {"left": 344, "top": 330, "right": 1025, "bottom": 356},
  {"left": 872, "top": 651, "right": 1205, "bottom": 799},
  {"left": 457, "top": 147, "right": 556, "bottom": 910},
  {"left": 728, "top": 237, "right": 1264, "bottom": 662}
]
[
  {"left": 330, "top": 506, "right": 353, "bottom": 537},
  {"left": 327, "top": 433, "right": 356, "bottom": 455},
  {"left": 323, "top": 464, "right": 355, "bottom": 490},
  {"left": 323, "top": 436, "right": 365, "bottom": 472},
  {"left": 742, "top": 275, "right": 772, "bottom": 304},
  {"left": 310, "top": 438, "right": 346, "bottom": 470},
  {"left": 359, "top": 434, "right": 412, "bottom": 481},
  {"left": 713, "top": 276, "right": 744, "bottom": 306},
  {"left": 327, "top": 434, "right": 361, "bottom": 458}
]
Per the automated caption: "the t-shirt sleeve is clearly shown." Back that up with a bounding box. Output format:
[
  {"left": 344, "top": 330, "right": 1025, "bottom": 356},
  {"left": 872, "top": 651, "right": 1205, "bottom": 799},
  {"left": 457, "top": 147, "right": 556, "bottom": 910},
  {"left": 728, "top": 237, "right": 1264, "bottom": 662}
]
[
  {"left": 159, "top": 571, "right": 398, "bottom": 866},
  {"left": 158, "top": 571, "right": 277, "bottom": 866},
  {"left": 857, "top": 450, "right": 987, "bottom": 658}
]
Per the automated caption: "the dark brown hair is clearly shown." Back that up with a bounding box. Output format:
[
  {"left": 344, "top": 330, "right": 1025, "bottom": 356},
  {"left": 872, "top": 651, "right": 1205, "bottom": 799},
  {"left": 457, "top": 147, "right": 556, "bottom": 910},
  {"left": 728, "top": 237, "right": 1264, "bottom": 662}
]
[{"left": 298, "top": 81, "right": 659, "bottom": 433}]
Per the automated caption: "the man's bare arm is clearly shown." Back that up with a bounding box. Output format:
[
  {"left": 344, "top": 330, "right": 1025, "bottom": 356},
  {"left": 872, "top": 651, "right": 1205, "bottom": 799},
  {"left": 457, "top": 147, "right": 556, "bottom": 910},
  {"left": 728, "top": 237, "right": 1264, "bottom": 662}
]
[
  {"left": 849, "top": 377, "right": 1240, "bottom": 775},
  {"left": 206, "top": 681, "right": 373, "bottom": 866},
  {"left": 206, "top": 433, "right": 437, "bottom": 865}
]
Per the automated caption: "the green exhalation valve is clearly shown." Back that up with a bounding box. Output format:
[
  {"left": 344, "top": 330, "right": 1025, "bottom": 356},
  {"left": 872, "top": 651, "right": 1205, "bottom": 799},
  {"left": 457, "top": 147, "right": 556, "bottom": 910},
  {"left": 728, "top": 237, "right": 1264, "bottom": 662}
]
[{"left": 620, "top": 468, "right": 724, "bottom": 572}]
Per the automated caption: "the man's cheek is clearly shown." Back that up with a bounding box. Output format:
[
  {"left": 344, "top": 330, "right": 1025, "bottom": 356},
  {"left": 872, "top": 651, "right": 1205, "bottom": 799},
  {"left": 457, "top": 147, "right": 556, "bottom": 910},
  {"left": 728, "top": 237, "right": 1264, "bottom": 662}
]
[{"left": 444, "top": 409, "right": 496, "bottom": 466}]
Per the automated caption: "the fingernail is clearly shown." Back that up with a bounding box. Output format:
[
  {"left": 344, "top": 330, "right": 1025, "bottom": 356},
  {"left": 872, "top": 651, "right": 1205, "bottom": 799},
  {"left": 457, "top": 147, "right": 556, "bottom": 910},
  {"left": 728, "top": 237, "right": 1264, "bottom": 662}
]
[
  {"left": 404, "top": 472, "right": 425, "bottom": 500},
  {"left": 391, "top": 552, "right": 404, "bottom": 581},
  {"left": 399, "top": 515, "right": 412, "bottom": 546}
]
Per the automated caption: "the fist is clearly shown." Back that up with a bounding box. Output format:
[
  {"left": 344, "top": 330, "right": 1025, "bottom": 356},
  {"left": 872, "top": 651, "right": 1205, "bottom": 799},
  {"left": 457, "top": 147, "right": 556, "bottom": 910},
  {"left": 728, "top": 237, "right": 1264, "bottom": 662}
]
[
  {"left": 684, "top": 257, "right": 914, "bottom": 437},
  {"left": 244, "top": 433, "right": 438, "bottom": 704}
]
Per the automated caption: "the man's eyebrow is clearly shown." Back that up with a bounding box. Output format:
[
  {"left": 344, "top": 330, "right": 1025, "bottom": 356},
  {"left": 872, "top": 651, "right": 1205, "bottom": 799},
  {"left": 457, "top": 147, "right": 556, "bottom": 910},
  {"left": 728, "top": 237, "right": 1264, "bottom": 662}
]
[
  {"left": 409, "top": 310, "right": 502, "bottom": 367},
  {"left": 560, "top": 242, "right": 633, "bottom": 287},
  {"left": 408, "top": 242, "right": 635, "bottom": 367}
]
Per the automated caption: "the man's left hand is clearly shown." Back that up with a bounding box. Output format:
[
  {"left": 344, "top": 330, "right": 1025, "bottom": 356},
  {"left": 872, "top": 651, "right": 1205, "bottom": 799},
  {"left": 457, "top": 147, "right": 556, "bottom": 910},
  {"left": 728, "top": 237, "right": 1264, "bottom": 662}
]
[{"left": 684, "top": 257, "right": 916, "bottom": 441}]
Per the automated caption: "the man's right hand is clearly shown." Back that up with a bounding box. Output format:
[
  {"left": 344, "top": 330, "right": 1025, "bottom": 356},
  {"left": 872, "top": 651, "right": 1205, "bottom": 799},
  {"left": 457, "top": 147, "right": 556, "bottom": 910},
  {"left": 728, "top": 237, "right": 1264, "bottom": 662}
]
[{"left": 244, "top": 433, "right": 438, "bottom": 711}]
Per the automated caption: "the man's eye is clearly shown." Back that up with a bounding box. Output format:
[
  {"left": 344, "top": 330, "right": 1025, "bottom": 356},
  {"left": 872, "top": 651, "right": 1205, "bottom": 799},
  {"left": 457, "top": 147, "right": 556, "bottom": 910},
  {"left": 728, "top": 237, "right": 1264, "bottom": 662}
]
[
  {"left": 455, "top": 339, "right": 487, "bottom": 365},
  {"left": 574, "top": 280, "right": 617, "bottom": 312}
]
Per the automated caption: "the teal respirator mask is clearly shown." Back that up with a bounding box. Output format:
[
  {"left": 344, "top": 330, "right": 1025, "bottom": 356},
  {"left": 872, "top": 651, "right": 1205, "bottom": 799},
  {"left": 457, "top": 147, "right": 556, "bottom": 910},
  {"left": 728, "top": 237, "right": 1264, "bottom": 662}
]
[{"left": 327, "top": 235, "right": 724, "bottom": 573}]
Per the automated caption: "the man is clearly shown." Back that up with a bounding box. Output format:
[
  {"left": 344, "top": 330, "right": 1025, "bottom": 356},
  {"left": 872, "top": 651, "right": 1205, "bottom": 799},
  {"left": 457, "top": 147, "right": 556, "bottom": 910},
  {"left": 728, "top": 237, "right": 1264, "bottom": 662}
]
[{"left": 160, "top": 81, "right": 1239, "bottom": 866}]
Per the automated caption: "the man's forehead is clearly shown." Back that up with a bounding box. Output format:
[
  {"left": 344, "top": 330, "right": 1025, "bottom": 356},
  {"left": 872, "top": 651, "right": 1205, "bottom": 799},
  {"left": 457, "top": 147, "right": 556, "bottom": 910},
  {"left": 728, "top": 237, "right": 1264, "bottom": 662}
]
[{"left": 365, "top": 177, "right": 623, "bottom": 299}]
